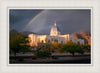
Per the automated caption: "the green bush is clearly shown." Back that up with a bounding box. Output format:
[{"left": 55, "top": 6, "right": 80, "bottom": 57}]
[{"left": 35, "top": 50, "right": 51, "bottom": 58}]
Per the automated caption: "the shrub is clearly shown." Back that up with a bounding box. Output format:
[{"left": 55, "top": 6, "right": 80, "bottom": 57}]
[
  {"left": 35, "top": 50, "right": 51, "bottom": 58},
  {"left": 52, "top": 42, "right": 60, "bottom": 49},
  {"left": 82, "top": 44, "right": 91, "bottom": 52}
]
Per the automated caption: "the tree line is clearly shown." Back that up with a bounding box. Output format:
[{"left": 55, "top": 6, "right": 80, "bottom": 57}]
[{"left": 10, "top": 33, "right": 91, "bottom": 60}]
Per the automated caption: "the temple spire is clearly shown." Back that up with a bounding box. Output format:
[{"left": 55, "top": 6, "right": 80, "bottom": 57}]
[{"left": 54, "top": 21, "right": 56, "bottom": 26}]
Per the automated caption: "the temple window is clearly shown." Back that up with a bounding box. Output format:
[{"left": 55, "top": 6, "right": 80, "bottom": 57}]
[
  {"left": 77, "top": 41, "right": 80, "bottom": 44},
  {"left": 42, "top": 40, "right": 44, "bottom": 43},
  {"left": 54, "top": 39, "right": 58, "bottom": 42},
  {"left": 48, "top": 40, "right": 50, "bottom": 43},
  {"left": 61, "top": 41, "right": 63, "bottom": 44}
]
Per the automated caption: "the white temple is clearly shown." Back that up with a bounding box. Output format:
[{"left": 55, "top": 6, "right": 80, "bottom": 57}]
[{"left": 28, "top": 21, "right": 84, "bottom": 46}]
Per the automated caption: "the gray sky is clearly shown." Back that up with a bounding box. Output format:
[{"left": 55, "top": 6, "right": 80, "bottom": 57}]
[{"left": 10, "top": 9, "right": 91, "bottom": 34}]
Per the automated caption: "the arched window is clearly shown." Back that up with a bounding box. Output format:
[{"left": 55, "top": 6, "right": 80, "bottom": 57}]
[
  {"left": 61, "top": 41, "right": 63, "bottom": 44},
  {"left": 77, "top": 41, "right": 80, "bottom": 44},
  {"left": 42, "top": 40, "right": 44, "bottom": 43},
  {"left": 54, "top": 39, "right": 58, "bottom": 42},
  {"left": 48, "top": 40, "right": 50, "bottom": 43},
  {"left": 70, "top": 37, "right": 72, "bottom": 41}
]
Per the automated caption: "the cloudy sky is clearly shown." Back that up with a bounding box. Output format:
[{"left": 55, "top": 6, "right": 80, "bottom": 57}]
[{"left": 9, "top": 9, "right": 91, "bottom": 34}]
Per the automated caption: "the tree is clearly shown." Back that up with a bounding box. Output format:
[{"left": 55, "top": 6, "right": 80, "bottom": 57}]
[
  {"left": 36, "top": 43, "right": 54, "bottom": 52},
  {"left": 10, "top": 33, "right": 30, "bottom": 58},
  {"left": 44, "top": 43, "right": 54, "bottom": 52},
  {"left": 20, "top": 45, "right": 30, "bottom": 54},
  {"left": 58, "top": 43, "right": 84, "bottom": 56},
  {"left": 67, "top": 44, "right": 84, "bottom": 56},
  {"left": 52, "top": 42, "right": 60, "bottom": 49},
  {"left": 58, "top": 44, "right": 68, "bottom": 53}
]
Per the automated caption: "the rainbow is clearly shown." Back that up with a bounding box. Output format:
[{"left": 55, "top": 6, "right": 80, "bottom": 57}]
[{"left": 23, "top": 9, "right": 46, "bottom": 29}]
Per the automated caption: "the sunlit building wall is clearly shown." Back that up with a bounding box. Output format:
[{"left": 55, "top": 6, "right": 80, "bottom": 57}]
[{"left": 28, "top": 22, "right": 84, "bottom": 46}]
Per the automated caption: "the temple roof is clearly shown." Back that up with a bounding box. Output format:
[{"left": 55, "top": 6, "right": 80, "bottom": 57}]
[{"left": 51, "top": 21, "right": 60, "bottom": 32}]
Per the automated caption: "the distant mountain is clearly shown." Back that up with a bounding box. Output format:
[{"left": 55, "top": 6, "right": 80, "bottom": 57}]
[
  {"left": 10, "top": 29, "right": 18, "bottom": 34},
  {"left": 20, "top": 31, "right": 50, "bottom": 36},
  {"left": 10, "top": 29, "right": 36, "bottom": 36},
  {"left": 72, "top": 30, "right": 91, "bottom": 45},
  {"left": 19, "top": 31, "right": 37, "bottom": 36}
]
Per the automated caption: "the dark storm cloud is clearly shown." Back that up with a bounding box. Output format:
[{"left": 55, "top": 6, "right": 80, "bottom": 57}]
[
  {"left": 10, "top": 9, "right": 91, "bottom": 34},
  {"left": 9, "top": 9, "right": 43, "bottom": 31}
]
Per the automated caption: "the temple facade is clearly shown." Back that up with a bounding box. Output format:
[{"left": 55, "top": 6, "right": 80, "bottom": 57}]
[{"left": 28, "top": 21, "right": 84, "bottom": 46}]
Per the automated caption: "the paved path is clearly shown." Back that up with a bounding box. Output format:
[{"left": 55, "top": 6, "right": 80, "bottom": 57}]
[{"left": 10, "top": 55, "right": 90, "bottom": 64}]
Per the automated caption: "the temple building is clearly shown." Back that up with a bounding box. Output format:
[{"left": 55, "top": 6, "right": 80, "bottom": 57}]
[{"left": 28, "top": 21, "right": 84, "bottom": 46}]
